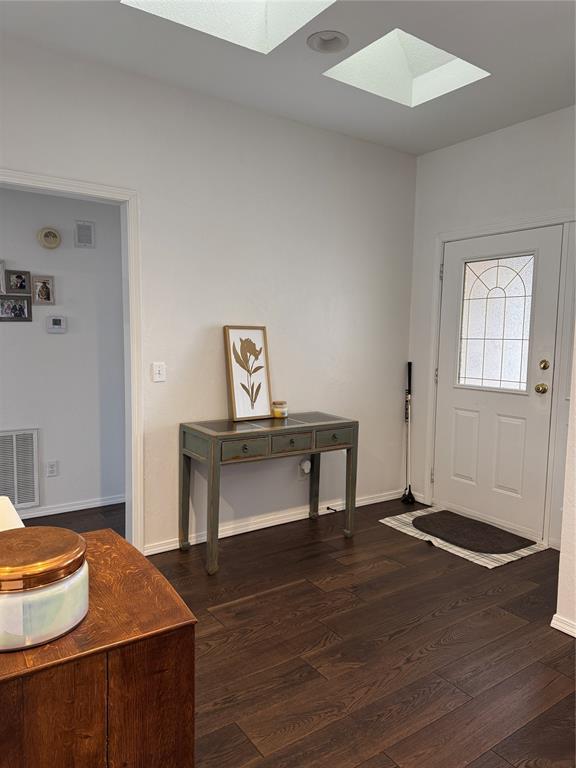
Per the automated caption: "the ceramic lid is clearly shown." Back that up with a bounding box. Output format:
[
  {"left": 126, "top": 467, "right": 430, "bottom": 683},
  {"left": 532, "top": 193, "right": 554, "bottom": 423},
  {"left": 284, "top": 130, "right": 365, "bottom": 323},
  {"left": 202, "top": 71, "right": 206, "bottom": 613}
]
[{"left": 0, "top": 527, "right": 86, "bottom": 592}]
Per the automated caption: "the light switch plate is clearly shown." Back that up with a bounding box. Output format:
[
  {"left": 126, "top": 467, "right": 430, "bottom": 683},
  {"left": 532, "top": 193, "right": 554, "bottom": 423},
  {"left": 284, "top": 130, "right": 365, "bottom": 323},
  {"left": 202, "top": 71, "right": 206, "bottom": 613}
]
[{"left": 151, "top": 362, "right": 167, "bottom": 382}]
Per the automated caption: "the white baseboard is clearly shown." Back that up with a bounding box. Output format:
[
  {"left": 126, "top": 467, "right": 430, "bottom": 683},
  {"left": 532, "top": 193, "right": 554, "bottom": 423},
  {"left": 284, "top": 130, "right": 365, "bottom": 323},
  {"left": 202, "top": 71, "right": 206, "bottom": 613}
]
[
  {"left": 551, "top": 613, "right": 576, "bottom": 638},
  {"left": 144, "top": 489, "right": 403, "bottom": 556},
  {"left": 19, "top": 495, "right": 125, "bottom": 520},
  {"left": 548, "top": 536, "right": 561, "bottom": 551}
]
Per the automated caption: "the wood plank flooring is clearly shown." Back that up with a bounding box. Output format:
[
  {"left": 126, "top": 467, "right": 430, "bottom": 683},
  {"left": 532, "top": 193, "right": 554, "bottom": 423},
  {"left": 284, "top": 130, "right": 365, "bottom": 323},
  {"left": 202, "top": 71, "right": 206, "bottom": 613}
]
[
  {"left": 31, "top": 499, "right": 575, "bottom": 767},
  {"left": 149, "top": 500, "right": 575, "bottom": 768},
  {"left": 24, "top": 503, "right": 125, "bottom": 537}
]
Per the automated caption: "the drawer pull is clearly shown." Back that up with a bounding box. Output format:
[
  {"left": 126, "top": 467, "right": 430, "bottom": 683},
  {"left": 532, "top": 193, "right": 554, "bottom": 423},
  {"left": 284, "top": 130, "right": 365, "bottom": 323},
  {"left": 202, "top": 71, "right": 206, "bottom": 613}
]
[
  {"left": 332, "top": 433, "right": 338, "bottom": 442},
  {"left": 289, "top": 438, "right": 295, "bottom": 447},
  {"left": 242, "top": 444, "right": 249, "bottom": 454}
]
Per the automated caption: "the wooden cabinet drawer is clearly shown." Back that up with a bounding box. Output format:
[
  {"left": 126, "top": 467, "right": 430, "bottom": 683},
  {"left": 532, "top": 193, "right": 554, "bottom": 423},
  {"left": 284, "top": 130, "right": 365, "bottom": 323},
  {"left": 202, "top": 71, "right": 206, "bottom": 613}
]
[
  {"left": 221, "top": 437, "right": 269, "bottom": 462},
  {"left": 271, "top": 432, "right": 312, "bottom": 454},
  {"left": 316, "top": 427, "right": 354, "bottom": 449}
]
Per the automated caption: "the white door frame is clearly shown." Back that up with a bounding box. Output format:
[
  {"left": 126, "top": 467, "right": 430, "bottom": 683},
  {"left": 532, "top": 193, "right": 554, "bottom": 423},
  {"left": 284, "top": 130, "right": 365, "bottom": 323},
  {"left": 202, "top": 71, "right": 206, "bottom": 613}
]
[
  {"left": 423, "top": 209, "right": 575, "bottom": 546},
  {"left": 0, "top": 168, "right": 144, "bottom": 551}
]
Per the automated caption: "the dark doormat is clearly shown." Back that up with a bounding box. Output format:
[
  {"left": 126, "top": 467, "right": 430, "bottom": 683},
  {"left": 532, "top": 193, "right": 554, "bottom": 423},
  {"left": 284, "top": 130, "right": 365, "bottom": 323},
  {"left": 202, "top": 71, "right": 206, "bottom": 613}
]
[{"left": 412, "top": 510, "right": 536, "bottom": 554}]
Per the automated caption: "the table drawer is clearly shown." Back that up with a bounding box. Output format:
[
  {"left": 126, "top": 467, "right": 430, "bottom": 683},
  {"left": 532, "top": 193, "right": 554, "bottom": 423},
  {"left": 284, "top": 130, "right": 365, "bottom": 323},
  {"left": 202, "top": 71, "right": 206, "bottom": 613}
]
[
  {"left": 221, "top": 437, "right": 269, "bottom": 462},
  {"left": 271, "top": 432, "right": 312, "bottom": 454},
  {"left": 316, "top": 427, "right": 354, "bottom": 449}
]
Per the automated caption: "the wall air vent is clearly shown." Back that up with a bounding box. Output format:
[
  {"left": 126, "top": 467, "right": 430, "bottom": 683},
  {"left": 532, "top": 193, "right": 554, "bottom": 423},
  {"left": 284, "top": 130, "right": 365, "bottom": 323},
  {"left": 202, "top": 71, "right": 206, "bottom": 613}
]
[
  {"left": 0, "top": 429, "right": 39, "bottom": 509},
  {"left": 75, "top": 220, "right": 95, "bottom": 248}
]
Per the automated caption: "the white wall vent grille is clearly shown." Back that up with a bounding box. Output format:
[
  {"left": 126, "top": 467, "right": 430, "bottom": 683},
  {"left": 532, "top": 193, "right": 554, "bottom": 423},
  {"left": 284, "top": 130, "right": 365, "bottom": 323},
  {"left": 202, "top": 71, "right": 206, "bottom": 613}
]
[
  {"left": 75, "top": 220, "right": 95, "bottom": 248},
  {"left": 0, "top": 429, "right": 39, "bottom": 509}
]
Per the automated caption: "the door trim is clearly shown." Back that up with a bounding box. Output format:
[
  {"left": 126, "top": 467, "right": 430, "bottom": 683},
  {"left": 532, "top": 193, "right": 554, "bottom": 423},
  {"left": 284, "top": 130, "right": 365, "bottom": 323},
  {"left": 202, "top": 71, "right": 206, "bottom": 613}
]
[
  {"left": 424, "top": 211, "right": 575, "bottom": 547},
  {"left": 545, "top": 222, "right": 574, "bottom": 547},
  {"left": 0, "top": 168, "right": 145, "bottom": 552}
]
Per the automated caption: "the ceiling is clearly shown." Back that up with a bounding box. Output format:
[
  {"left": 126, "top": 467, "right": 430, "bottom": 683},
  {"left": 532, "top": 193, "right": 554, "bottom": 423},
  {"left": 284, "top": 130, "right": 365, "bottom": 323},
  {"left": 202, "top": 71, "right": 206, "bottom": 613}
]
[{"left": 1, "top": 0, "right": 574, "bottom": 154}]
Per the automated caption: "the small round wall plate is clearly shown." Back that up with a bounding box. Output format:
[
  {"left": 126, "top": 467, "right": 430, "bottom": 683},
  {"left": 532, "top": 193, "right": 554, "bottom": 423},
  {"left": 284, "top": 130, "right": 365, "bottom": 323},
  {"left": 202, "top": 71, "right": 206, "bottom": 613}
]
[{"left": 37, "top": 227, "right": 61, "bottom": 249}]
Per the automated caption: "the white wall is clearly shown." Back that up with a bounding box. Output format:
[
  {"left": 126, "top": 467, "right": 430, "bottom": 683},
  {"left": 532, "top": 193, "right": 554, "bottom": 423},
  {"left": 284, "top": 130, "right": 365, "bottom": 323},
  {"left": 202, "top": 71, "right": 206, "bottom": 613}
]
[
  {"left": 0, "top": 38, "right": 416, "bottom": 550},
  {"left": 409, "top": 107, "right": 575, "bottom": 543},
  {"left": 0, "top": 189, "right": 125, "bottom": 514},
  {"left": 553, "top": 327, "right": 576, "bottom": 637}
]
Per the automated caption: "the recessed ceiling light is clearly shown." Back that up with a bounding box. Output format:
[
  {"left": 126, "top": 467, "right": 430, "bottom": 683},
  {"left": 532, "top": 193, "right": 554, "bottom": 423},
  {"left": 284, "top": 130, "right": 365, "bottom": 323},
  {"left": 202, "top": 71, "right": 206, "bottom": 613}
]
[
  {"left": 307, "top": 30, "right": 349, "bottom": 53},
  {"left": 120, "top": 0, "right": 337, "bottom": 54},
  {"left": 324, "top": 28, "right": 490, "bottom": 107}
]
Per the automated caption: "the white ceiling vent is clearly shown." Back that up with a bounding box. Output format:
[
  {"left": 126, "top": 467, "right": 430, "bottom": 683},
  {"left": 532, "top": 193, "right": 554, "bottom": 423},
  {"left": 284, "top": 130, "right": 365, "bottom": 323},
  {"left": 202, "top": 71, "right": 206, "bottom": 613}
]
[
  {"left": 75, "top": 220, "right": 95, "bottom": 248},
  {"left": 0, "top": 429, "right": 40, "bottom": 509}
]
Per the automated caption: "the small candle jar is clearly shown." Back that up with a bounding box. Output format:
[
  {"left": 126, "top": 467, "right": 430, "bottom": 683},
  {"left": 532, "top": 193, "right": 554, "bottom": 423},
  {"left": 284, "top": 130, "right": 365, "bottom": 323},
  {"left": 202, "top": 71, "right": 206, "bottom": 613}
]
[
  {"left": 272, "top": 400, "right": 288, "bottom": 418},
  {"left": 0, "top": 527, "right": 89, "bottom": 651}
]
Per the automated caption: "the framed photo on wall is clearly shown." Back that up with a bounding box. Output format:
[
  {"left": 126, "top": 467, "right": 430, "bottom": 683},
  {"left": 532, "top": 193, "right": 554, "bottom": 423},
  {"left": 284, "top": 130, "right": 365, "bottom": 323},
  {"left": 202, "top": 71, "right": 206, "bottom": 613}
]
[
  {"left": 223, "top": 325, "right": 272, "bottom": 421},
  {"left": 32, "top": 275, "right": 55, "bottom": 305},
  {"left": 0, "top": 295, "right": 32, "bottom": 322},
  {"left": 5, "top": 270, "right": 31, "bottom": 294}
]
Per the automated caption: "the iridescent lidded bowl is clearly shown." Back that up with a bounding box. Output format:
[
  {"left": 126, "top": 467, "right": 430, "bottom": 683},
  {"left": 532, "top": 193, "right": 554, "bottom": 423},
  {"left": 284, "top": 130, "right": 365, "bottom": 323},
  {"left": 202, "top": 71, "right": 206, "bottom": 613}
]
[{"left": 0, "top": 526, "right": 89, "bottom": 651}]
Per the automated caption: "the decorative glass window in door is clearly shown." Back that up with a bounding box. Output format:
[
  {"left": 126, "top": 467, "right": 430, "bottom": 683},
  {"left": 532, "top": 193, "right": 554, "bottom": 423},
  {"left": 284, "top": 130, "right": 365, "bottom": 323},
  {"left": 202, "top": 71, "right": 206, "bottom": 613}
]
[{"left": 458, "top": 254, "right": 534, "bottom": 390}]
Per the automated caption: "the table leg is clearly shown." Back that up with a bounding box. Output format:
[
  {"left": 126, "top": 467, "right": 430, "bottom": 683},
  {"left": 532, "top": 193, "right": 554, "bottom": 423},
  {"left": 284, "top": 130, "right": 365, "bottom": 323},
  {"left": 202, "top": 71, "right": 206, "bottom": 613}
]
[
  {"left": 344, "top": 428, "right": 358, "bottom": 538},
  {"left": 179, "top": 436, "right": 191, "bottom": 551},
  {"left": 309, "top": 453, "right": 321, "bottom": 519},
  {"left": 206, "top": 444, "right": 221, "bottom": 575}
]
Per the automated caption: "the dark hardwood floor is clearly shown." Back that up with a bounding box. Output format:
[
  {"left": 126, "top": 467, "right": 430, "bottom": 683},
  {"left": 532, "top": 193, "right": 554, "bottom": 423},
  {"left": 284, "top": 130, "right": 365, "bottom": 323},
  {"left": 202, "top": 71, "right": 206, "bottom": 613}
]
[
  {"left": 25, "top": 503, "right": 125, "bottom": 537},
  {"left": 29, "top": 499, "right": 575, "bottom": 767}
]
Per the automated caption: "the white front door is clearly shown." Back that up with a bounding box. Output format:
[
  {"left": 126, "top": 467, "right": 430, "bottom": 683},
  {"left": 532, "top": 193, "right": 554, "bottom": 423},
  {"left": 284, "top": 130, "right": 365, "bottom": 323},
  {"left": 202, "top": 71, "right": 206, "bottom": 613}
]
[{"left": 434, "top": 225, "right": 563, "bottom": 540}]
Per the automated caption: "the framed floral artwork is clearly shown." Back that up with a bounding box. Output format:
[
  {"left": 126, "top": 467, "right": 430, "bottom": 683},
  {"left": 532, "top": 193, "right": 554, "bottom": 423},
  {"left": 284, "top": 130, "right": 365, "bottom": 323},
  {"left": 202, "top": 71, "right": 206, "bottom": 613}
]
[{"left": 223, "top": 326, "right": 272, "bottom": 420}]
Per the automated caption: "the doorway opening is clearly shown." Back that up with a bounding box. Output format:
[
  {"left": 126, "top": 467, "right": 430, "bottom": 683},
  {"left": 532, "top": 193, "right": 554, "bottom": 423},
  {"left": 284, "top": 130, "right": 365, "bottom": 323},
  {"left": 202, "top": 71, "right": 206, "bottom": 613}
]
[
  {"left": 0, "top": 187, "right": 125, "bottom": 535},
  {"left": 0, "top": 169, "right": 143, "bottom": 550}
]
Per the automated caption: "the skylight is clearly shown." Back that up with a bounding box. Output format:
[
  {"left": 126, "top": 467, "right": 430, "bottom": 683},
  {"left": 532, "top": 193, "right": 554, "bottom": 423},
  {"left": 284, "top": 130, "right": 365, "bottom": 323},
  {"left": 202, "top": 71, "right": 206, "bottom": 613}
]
[
  {"left": 120, "top": 0, "right": 337, "bottom": 54},
  {"left": 324, "top": 28, "right": 490, "bottom": 107}
]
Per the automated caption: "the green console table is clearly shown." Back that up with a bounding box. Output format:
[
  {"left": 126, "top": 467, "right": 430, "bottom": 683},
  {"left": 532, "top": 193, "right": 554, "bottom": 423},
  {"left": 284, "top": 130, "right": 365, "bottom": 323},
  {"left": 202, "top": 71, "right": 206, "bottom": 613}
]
[{"left": 179, "top": 412, "right": 358, "bottom": 574}]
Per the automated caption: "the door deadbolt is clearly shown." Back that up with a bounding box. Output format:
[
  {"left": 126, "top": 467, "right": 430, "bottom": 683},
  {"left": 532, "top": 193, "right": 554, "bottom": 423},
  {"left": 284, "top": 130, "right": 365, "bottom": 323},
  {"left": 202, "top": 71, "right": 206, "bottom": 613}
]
[
  {"left": 539, "top": 359, "right": 550, "bottom": 370},
  {"left": 535, "top": 383, "right": 549, "bottom": 394}
]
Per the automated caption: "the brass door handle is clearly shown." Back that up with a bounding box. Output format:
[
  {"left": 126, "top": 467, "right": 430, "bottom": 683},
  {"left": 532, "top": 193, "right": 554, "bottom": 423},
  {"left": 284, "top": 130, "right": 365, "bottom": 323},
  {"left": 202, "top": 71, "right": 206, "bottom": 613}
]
[
  {"left": 535, "top": 383, "right": 549, "bottom": 394},
  {"left": 539, "top": 359, "right": 550, "bottom": 370}
]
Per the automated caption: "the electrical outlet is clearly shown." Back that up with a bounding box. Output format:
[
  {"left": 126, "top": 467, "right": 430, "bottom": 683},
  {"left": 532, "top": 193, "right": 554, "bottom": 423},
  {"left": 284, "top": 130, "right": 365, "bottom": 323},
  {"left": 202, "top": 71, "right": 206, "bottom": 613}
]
[
  {"left": 298, "top": 458, "right": 312, "bottom": 480},
  {"left": 46, "top": 461, "right": 59, "bottom": 478},
  {"left": 151, "top": 362, "right": 167, "bottom": 382}
]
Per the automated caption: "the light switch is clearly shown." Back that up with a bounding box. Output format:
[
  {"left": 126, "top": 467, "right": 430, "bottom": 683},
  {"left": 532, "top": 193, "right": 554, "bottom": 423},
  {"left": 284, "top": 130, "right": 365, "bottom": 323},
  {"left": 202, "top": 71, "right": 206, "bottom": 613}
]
[{"left": 151, "top": 362, "right": 167, "bottom": 382}]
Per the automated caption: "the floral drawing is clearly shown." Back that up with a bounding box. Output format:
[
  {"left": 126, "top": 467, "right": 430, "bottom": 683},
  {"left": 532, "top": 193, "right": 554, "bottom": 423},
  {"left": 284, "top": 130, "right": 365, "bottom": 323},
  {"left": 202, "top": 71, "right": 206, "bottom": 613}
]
[{"left": 232, "top": 337, "right": 264, "bottom": 409}]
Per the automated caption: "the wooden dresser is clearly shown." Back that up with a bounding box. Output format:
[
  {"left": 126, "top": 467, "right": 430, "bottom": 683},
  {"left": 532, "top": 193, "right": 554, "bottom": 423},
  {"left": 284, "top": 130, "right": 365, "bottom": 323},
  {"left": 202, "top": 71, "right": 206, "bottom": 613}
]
[{"left": 0, "top": 529, "right": 196, "bottom": 768}]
